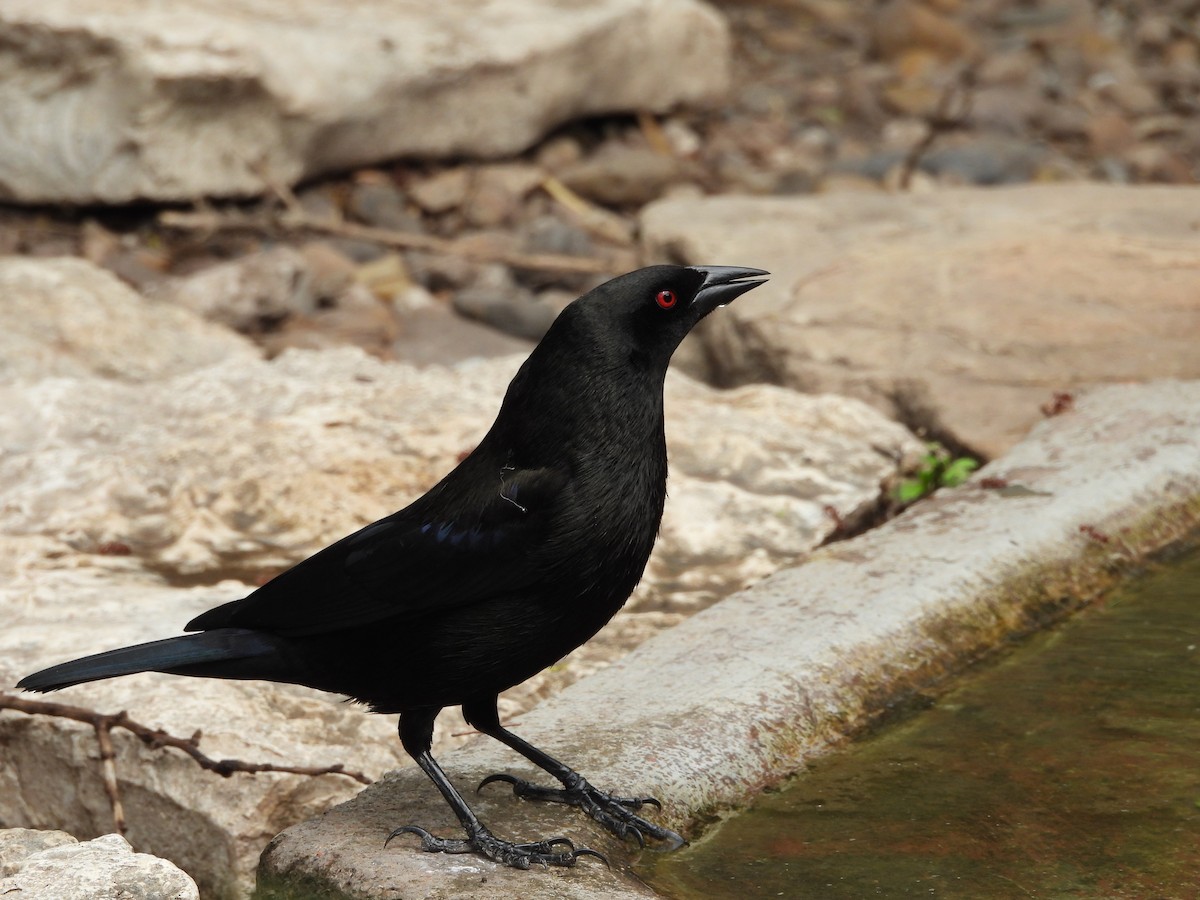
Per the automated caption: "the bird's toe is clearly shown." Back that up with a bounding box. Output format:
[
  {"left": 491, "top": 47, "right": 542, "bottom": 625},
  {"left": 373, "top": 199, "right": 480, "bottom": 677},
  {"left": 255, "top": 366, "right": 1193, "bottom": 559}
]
[{"left": 387, "top": 823, "right": 603, "bottom": 869}]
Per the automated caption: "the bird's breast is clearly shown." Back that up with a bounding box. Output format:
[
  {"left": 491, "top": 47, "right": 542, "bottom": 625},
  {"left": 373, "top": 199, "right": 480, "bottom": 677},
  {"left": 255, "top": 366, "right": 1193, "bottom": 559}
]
[{"left": 554, "top": 444, "right": 667, "bottom": 607}]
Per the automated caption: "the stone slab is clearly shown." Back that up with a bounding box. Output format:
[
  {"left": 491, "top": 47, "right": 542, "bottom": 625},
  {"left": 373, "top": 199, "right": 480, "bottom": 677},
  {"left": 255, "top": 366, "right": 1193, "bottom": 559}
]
[
  {"left": 0, "top": 257, "right": 256, "bottom": 383},
  {"left": 0, "top": 831, "right": 199, "bottom": 900},
  {"left": 642, "top": 184, "right": 1200, "bottom": 458},
  {"left": 0, "top": 0, "right": 730, "bottom": 203}
]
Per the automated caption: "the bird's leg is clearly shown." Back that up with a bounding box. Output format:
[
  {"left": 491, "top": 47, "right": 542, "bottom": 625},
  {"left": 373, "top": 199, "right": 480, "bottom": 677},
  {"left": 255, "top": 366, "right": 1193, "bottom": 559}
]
[
  {"left": 464, "top": 698, "right": 686, "bottom": 850},
  {"left": 387, "top": 710, "right": 604, "bottom": 869}
]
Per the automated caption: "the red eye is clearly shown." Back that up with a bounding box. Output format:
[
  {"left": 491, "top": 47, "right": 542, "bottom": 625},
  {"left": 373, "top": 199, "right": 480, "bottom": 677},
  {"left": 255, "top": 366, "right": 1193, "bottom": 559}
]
[{"left": 655, "top": 289, "right": 677, "bottom": 309}]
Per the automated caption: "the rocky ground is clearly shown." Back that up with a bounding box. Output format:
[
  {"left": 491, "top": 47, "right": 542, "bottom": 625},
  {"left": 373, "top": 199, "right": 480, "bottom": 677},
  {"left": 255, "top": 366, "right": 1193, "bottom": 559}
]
[
  {"left": 1, "top": 0, "right": 1196, "bottom": 373},
  {"left": 1, "top": 1, "right": 1198, "bottom": 897}
]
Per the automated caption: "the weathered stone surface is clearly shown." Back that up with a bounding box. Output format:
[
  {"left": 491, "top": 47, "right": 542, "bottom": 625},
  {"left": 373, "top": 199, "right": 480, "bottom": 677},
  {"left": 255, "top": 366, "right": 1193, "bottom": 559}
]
[
  {"left": 0, "top": 828, "right": 76, "bottom": 874},
  {"left": 650, "top": 376, "right": 918, "bottom": 609},
  {"left": 150, "top": 246, "right": 401, "bottom": 357},
  {"left": 641, "top": 184, "right": 1200, "bottom": 458},
  {"left": 259, "top": 379, "right": 1200, "bottom": 899},
  {"left": 347, "top": 178, "right": 422, "bottom": 233},
  {"left": 0, "top": 346, "right": 918, "bottom": 600},
  {"left": 0, "top": 257, "right": 256, "bottom": 383},
  {"left": 559, "top": 144, "right": 686, "bottom": 207},
  {"left": 453, "top": 265, "right": 557, "bottom": 341},
  {"left": 0, "top": 569, "right": 410, "bottom": 900},
  {"left": 392, "top": 303, "right": 536, "bottom": 366},
  {"left": 150, "top": 246, "right": 319, "bottom": 333},
  {"left": 0, "top": 831, "right": 199, "bottom": 900},
  {"left": 408, "top": 169, "right": 472, "bottom": 216},
  {"left": 463, "top": 162, "right": 547, "bottom": 227},
  {"left": 0, "top": 0, "right": 732, "bottom": 204}
]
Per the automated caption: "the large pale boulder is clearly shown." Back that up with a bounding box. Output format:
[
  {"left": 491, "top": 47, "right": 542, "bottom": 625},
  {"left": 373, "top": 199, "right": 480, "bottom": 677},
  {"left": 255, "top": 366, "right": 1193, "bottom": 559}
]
[
  {"left": 0, "top": 831, "right": 198, "bottom": 900},
  {"left": 642, "top": 184, "right": 1200, "bottom": 458},
  {"left": 0, "top": 828, "right": 76, "bottom": 873},
  {"left": 0, "top": 565, "right": 411, "bottom": 900},
  {"left": 0, "top": 0, "right": 731, "bottom": 204},
  {"left": 0, "top": 257, "right": 256, "bottom": 383},
  {"left": 0, "top": 346, "right": 920, "bottom": 602}
]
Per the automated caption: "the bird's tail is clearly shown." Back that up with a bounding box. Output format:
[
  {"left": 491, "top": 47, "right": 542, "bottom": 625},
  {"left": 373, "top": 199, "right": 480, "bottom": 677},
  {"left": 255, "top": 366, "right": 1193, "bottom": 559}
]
[{"left": 17, "top": 628, "right": 281, "bottom": 692}]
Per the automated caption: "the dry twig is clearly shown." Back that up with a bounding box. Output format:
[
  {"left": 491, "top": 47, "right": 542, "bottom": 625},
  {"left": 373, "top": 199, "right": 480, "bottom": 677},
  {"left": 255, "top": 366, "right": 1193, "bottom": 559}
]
[
  {"left": 898, "top": 63, "right": 979, "bottom": 190},
  {"left": 158, "top": 206, "right": 625, "bottom": 276},
  {"left": 637, "top": 111, "right": 674, "bottom": 156},
  {"left": 250, "top": 157, "right": 305, "bottom": 219},
  {"left": 539, "top": 175, "right": 636, "bottom": 247},
  {"left": 0, "top": 692, "right": 371, "bottom": 836}
]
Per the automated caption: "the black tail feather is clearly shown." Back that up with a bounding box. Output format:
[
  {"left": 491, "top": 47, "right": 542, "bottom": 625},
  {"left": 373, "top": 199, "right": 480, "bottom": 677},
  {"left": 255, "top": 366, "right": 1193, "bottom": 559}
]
[{"left": 17, "top": 628, "right": 279, "bottom": 692}]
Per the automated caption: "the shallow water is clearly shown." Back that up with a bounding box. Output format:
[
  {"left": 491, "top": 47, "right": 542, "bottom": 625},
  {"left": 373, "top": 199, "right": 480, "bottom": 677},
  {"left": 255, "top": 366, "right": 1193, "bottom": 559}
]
[{"left": 639, "top": 542, "right": 1200, "bottom": 898}]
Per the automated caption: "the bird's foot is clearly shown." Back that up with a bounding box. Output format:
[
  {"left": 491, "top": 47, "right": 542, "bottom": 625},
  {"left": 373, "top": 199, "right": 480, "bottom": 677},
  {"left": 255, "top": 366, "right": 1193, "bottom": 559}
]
[
  {"left": 386, "top": 824, "right": 606, "bottom": 869},
  {"left": 479, "top": 772, "right": 686, "bottom": 850}
]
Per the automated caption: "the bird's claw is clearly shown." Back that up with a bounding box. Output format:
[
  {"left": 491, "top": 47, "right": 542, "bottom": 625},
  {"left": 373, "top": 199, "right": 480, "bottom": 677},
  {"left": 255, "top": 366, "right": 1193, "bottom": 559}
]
[
  {"left": 477, "top": 772, "right": 524, "bottom": 794},
  {"left": 386, "top": 823, "right": 604, "bottom": 869},
  {"left": 479, "top": 772, "right": 661, "bottom": 811},
  {"left": 573, "top": 847, "right": 611, "bottom": 867},
  {"left": 478, "top": 772, "right": 686, "bottom": 850}
]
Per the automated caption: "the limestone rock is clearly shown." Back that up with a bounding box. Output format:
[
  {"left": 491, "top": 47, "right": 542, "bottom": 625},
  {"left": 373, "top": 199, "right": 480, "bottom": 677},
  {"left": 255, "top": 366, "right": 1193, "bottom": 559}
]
[
  {"left": 452, "top": 265, "right": 557, "bottom": 341},
  {"left": 870, "top": 0, "right": 979, "bottom": 63},
  {"left": 463, "top": 163, "right": 547, "bottom": 227},
  {"left": 151, "top": 245, "right": 404, "bottom": 358},
  {"left": 0, "top": 832, "right": 198, "bottom": 900},
  {"left": 0, "top": 564, "right": 421, "bottom": 899},
  {"left": 651, "top": 377, "right": 921, "bottom": 609},
  {"left": 0, "top": 257, "right": 256, "bottom": 384},
  {"left": 409, "top": 169, "right": 472, "bottom": 216},
  {"left": 559, "top": 144, "right": 686, "bottom": 207},
  {"left": 0, "top": 347, "right": 919, "bottom": 597},
  {"left": 392, "top": 303, "right": 535, "bottom": 366},
  {"left": 150, "top": 246, "right": 319, "bottom": 333},
  {"left": 0, "top": 0, "right": 732, "bottom": 204},
  {"left": 642, "top": 184, "right": 1200, "bottom": 458},
  {"left": 347, "top": 178, "right": 422, "bottom": 232},
  {"left": 0, "top": 828, "right": 76, "bottom": 874}
]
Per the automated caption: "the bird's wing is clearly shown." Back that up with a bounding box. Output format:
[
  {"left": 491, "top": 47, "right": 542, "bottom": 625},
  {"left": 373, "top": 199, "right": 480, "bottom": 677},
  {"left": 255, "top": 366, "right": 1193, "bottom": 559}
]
[{"left": 185, "top": 465, "right": 570, "bottom": 637}]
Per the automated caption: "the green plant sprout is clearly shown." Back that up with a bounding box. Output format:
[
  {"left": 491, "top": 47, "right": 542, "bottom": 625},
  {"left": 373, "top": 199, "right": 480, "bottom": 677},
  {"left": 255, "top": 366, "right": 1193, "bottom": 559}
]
[{"left": 895, "top": 442, "right": 979, "bottom": 504}]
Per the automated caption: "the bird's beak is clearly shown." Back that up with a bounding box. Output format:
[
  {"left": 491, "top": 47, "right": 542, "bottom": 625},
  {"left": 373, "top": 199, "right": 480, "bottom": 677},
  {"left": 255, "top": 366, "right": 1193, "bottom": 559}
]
[{"left": 686, "top": 266, "right": 770, "bottom": 316}]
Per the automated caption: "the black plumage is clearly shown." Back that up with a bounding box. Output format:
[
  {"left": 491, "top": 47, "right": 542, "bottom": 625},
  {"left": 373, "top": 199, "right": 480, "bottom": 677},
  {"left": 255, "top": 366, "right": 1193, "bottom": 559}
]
[{"left": 19, "top": 264, "right": 768, "bottom": 868}]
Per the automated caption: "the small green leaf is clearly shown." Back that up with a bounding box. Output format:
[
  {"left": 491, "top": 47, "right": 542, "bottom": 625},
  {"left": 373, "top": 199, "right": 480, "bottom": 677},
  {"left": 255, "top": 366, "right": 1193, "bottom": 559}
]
[
  {"left": 942, "top": 457, "right": 980, "bottom": 487},
  {"left": 895, "top": 443, "right": 980, "bottom": 502}
]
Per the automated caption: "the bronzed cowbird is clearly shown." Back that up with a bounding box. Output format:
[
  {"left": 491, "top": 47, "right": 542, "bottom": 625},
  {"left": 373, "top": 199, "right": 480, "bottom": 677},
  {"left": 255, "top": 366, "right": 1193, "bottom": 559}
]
[{"left": 20, "top": 264, "right": 768, "bottom": 867}]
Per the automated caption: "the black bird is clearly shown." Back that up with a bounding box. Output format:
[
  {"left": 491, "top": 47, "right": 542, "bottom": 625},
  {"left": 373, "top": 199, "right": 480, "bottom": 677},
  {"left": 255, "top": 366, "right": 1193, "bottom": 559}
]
[{"left": 19, "top": 264, "right": 768, "bottom": 868}]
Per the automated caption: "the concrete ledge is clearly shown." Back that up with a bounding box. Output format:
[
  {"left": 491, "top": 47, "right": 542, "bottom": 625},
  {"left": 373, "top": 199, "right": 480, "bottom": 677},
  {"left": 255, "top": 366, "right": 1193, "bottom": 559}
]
[{"left": 258, "top": 380, "right": 1200, "bottom": 899}]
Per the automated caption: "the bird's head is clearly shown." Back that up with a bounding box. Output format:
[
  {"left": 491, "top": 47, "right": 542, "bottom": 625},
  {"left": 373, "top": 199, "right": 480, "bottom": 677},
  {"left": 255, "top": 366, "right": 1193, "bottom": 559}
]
[{"left": 560, "top": 264, "right": 769, "bottom": 370}]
